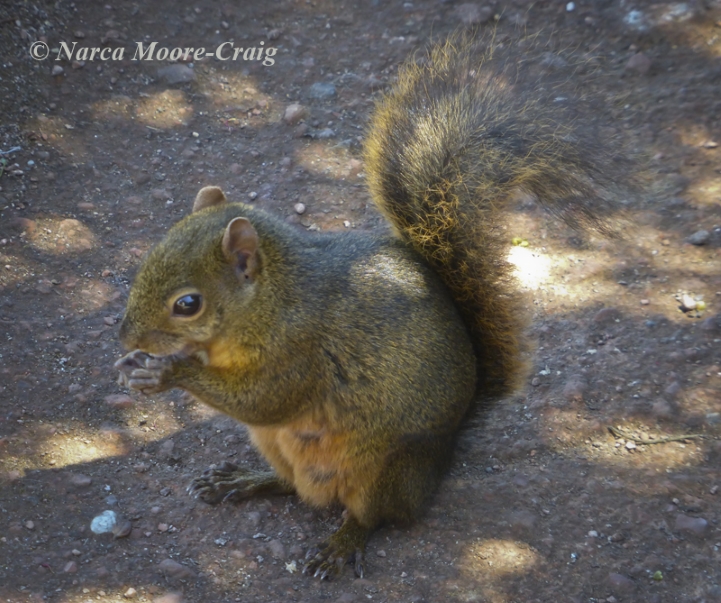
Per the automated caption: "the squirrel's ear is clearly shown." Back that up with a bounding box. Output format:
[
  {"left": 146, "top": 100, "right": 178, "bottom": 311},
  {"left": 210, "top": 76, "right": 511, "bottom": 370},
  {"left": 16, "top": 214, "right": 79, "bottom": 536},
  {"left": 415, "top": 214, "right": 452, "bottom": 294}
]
[
  {"left": 222, "top": 217, "right": 259, "bottom": 280},
  {"left": 193, "top": 186, "right": 227, "bottom": 212}
]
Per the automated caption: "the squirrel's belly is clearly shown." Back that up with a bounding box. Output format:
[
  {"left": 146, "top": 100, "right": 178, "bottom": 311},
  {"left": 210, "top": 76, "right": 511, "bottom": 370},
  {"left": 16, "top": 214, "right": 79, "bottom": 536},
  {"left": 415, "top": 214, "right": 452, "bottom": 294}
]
[{"left": 248, "top": 421, "right": 380, "bottom": 512}]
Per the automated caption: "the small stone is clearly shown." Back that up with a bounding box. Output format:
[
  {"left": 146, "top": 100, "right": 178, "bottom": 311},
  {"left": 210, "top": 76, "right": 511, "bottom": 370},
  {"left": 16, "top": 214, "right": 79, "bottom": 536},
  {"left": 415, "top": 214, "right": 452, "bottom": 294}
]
[
  {"left": 72, "top": 549, "right": 81, "bottom": 556},
  {"left": 25, "top": 520, "right": 35, "bottom": 530},
  {"left": 593, "top": 307, "right": 621, "bottom": 324},
  {"left": 508, "top": 510, "right": 537, "bottom": 534},
  {"left": 625, "top": 52, "right": 651, "bottom": 75},
  {"left": 52, "top": 65, "right": 64, "bottom": 76},
  {"left": 158, "top": 523, "right": 169, "bottom": 532},
  {"left": 563, "top": 378, "right": 587, "bottom": 402},
  {"left": 152, "top": 189, "right": 171, "bottom": 201},
  {"left": 687, "top": 230, "right": 710, "bottom": 245},
  {"left": 674, "top": 514, "right": 708, "bottom": 535},
  {"left": 701, "top": 313, "right": 721, "bottom": 333},
  {"left": 625, "top": 441, "right": 637, "bottom": 450},
  {"left": 63, "top": 561, "right": 78, "bottom": 573},
  {"left": 159, "top": 558, "right": 196, "bottom": 580},
  {"left": 309, "top": 82, "right": 336, "bottom": 99},
  {"left": 376, "top": 549, "right": 387, "bottom": 557},
  {"left": 608, "top": 573, "right": 635, "bottom": 592},
  {"left": 268, "top": 28, "right": 282, "bottom": 40},
  {"left": 268, "top": 540, "right": 286, "bottom": 559},
  {"left": 316, "top": 128, "right": 336, "bottom": 139},
  {"left": 70, "top": 473, "right": 92, "bottom": 487},
  {"left": 124, "top": 587, "right": 137, "bottom": 598},
  {"left": 456, "top": 3, "right": 494, "bottom": 25},
  {"left": 153, "top": 594, "right": 184, "bottom": 603},
  {"left": 680, "top": 294, "right": 697, "bottom": 311},
  {"left": 105, "top": 394, "right": 134, "bottom": 409},
  {"left": 566, "top": 1, "right": 575, "bottom": 11},
  {"left": 157, "top": 64, "right": 195, "bottom": 84},
  {"left": 91, "top": 510, "right": 118, "bottom": 534},
  {"left": 284, "top": 103, "right": 308, "bottom": 125},
  {"left": 294, "top": 203, "right": 306, "bottom": 215},
  {"left": 246, "top": 511, "right": 261, "bottom": 526},
  {"left": 158, "top": 439, "right": 175, "bottom": 459}
]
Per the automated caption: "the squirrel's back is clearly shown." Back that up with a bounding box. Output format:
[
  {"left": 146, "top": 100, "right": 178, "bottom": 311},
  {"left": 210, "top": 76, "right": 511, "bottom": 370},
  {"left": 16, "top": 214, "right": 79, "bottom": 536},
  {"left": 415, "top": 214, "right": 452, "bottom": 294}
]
[{"left": 365, "top": 36, "right": 625, "bottom": 399}]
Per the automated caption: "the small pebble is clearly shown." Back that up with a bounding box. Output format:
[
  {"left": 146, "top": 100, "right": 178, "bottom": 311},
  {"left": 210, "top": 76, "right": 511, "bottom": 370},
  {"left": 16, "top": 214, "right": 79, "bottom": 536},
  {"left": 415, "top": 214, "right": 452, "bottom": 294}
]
[
  {"left": 124, "top": 587, "right": 137, "bottom": 599},
  {"left": 566, "top": 2, "right": 575, "bottom": 11},
  {"left": 309, "top": 82, "right": 336, "bottom": 99},
  {"left": 157, "top": 64, "right": 195, "bottom": 84},
  {"left": 455, "top": 3, "right": 494, "bottom": 24},
  {"left": 105, "top": 394, "right": 134, "bottom": 409},
  {"left": 608, "top": 572, "right": 635, "bottom": 592},
  {"left": 625, "top": 52, "right": 652, "bottom": 75},
  {"left": 687, "top": 230, "right": 710, "bottom": 245},
  {"left": 268, "top": 539, "right": 286, "bottom": 559},
  {"left": 674, "top": 513, "right": 708, "bottom": 535},
  {"left": 284, "top": 104, "right": 308, "bottom": 125},
  {"left": 249, "top": 191, "right": 258, "bottom": 200},
  {"left": 294, "top": 203, "right": 306, "bottom": 215},
  {"left": 316, "top": 128, "right": 336, "bottom": 139},
  {"left": 91, "top": 510, "right": 118, "bottom": 534},
  {"left": 680, "top": 295, "right": 697, "bottom": 311},
  {"left": 70, "top": 474, "right": 92, "bottom": 487},
  {"left": 159, "top": 558, "right": 196, "bottom": 580},
  {"left": 25, "top": 520, "right": 35, "bottom": 530},
  {"left": 52, "top": 65, "right": 64, "bottom": 76}
]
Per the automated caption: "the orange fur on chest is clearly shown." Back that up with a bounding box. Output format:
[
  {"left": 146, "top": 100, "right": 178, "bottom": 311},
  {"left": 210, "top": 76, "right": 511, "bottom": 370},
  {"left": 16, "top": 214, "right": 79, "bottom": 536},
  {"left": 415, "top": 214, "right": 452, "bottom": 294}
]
[{"left": 248, "top": 417, "right": 380, "bottom": 518}]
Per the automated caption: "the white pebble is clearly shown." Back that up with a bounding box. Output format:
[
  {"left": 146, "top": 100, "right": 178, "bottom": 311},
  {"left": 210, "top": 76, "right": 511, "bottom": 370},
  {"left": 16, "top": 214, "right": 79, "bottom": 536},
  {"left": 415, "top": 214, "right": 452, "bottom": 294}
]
[
  {"left": 294, "top": 202, "right": 306, "bottom": 215},
  {"left": 90, "top": 510, "right": 118, "bottom": 534},
  {"left": 566, "top": 2, "right": 575, "bottom": 11}
]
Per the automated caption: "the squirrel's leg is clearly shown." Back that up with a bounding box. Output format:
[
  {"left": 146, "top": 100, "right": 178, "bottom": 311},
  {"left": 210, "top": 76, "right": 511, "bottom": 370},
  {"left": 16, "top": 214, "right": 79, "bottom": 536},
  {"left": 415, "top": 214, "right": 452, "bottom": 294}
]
[
  {"left": 304, "top": 430, "right": 455, "bottom": 580},
  {"left": 188, "top": 461, "right": 294, "bottom": 504}
]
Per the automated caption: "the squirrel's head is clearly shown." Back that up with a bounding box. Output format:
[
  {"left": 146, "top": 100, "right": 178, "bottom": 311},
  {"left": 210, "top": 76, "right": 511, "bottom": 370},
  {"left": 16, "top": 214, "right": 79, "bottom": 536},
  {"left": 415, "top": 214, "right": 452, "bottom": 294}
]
[{"left": 119, "top": 186, "right": 261, "bottom": 356}]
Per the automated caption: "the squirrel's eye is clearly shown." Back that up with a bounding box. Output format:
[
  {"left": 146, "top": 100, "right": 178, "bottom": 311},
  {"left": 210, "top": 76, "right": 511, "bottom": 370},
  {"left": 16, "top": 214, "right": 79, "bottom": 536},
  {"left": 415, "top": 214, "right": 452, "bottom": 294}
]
[{"left": 172, "top": 293, "right": 202, "bottom": 317}]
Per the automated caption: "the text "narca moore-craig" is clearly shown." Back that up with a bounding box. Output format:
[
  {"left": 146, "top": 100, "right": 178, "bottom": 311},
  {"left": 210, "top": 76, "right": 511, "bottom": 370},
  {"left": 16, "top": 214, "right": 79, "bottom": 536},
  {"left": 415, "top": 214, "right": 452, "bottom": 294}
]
[{"left": 57, "top": 41, "right": 277, "bottom": 65}]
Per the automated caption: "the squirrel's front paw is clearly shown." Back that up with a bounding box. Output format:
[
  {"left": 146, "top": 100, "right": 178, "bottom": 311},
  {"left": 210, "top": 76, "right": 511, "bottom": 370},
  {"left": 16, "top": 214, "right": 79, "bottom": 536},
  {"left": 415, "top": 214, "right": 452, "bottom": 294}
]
[{"left": 114, "top": 349, "right": 173, "bottom": 395}]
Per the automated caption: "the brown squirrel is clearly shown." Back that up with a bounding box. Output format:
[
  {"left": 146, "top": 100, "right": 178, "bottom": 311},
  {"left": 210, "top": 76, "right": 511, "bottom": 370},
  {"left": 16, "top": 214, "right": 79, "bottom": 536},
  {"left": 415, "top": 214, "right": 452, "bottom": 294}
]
[{"left": 115, "top": 37, "right": 624, "bottom": 579}]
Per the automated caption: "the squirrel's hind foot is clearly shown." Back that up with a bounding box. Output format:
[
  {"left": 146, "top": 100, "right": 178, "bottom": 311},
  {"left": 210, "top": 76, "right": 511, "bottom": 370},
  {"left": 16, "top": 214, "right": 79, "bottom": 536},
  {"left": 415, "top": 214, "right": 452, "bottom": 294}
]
[
  {"left": 187, "top": 462, "right": 293, "bottom": 504},
  {"left": 303, "top": 516, "right": 369, "bottom": 580}
]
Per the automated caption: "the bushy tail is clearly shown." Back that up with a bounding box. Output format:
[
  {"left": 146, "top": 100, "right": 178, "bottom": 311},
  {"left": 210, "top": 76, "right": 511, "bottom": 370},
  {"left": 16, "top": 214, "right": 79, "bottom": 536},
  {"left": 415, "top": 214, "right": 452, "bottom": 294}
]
[{"left": 364, "top": 35, "right": 626, "bottom": 398}]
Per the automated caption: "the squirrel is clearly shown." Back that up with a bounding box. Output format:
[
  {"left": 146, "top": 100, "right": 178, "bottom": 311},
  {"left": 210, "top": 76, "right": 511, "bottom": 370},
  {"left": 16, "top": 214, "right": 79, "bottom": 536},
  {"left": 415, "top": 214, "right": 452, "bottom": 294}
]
[{"left": 115, "top": 36, "right": 624, "bottom": 579}]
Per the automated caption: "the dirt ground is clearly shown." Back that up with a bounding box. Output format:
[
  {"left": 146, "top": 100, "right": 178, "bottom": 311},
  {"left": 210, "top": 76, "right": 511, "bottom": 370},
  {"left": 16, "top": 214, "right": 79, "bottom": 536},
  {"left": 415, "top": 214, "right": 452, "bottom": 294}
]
[{"left": 1, "top": 0, "right": 720, "bottom": 602}]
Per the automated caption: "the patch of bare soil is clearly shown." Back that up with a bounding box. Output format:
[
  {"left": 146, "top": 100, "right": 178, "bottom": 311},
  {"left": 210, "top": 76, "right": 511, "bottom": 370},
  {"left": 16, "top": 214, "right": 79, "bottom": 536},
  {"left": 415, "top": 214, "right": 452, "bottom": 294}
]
[{"left": 1, "top": 1, "right": 720, "bottom": 602}]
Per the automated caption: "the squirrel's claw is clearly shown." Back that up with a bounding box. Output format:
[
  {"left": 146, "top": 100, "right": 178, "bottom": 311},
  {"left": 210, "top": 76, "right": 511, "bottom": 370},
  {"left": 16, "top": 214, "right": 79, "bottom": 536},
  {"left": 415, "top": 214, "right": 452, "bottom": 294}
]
[{"left": 302, "top": 517, "right": 368, "bottom": 580}]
